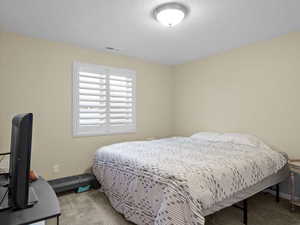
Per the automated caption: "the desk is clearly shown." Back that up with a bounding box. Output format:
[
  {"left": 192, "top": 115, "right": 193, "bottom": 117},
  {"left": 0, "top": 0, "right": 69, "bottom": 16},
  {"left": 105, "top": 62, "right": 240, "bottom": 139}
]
[{"left": 0, "top": 178, "right": 61, "bottom": 225}]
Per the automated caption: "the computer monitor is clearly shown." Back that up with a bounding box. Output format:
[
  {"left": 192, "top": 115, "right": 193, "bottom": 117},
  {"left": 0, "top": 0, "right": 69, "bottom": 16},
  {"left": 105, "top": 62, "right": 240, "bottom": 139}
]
[{"left": 9, "top": 113, "right": 33, "bottom": 209}]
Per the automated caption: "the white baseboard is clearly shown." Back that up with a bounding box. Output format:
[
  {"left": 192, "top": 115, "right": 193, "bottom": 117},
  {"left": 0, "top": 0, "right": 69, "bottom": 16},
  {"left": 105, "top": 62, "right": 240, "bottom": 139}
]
[{"left": 30, "top": 221, "right": 45, "bottom": 225}]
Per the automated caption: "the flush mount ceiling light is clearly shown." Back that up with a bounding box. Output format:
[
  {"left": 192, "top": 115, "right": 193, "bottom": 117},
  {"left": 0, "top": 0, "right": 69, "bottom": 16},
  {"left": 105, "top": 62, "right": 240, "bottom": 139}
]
[{"left": 153, "top": 2, "right": 188, "bottom": 27}]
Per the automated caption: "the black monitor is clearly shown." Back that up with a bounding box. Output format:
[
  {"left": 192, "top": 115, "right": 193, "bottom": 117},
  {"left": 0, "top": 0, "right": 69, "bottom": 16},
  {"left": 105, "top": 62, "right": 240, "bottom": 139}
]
[{"left": 9, "top": 113, "right": 33, "bottom": 209}]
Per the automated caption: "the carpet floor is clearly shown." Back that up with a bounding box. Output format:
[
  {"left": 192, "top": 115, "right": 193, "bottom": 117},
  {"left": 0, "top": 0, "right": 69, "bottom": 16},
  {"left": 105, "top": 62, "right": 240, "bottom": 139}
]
[{"left": 57, "top": 190, "right": 300, "bottom": 225}]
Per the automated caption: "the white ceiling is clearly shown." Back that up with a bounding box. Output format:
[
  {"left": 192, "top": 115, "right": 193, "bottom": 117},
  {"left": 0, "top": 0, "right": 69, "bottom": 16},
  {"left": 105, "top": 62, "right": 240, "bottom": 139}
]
[{"left": 0, "top": 0, "right": 299, "bottom": 65}]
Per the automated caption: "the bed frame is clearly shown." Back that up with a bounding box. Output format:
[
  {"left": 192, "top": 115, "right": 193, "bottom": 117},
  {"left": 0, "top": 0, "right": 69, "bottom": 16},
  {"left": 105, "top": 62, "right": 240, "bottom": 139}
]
[{"left": 234, "top": 184, "right": 280, "bottom": 225}]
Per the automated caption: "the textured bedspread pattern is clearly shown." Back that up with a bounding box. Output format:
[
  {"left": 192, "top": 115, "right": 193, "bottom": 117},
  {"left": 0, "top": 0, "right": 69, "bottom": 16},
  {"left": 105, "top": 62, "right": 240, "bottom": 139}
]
[{"left": 93, "top": 137, "right": 287, "bottom": 225}]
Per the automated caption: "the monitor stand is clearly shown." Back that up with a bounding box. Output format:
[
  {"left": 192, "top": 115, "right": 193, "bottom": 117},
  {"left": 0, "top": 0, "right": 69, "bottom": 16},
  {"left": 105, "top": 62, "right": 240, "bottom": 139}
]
[
  {"left": 28, "top": 186, "right": 39, "bottom": 206},
  {"left": 0, "top": 185, "right": 39, "bottom": 212}
]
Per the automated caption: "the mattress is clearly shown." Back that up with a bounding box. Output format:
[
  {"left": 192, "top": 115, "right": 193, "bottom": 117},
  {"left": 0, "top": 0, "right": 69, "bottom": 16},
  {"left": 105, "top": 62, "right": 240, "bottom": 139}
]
[
  {"left": 93, "top": 137, "right": 288, "bottom": 225},
  {"left": 202, "top": 163, "right": 289, "bottom": 216}
]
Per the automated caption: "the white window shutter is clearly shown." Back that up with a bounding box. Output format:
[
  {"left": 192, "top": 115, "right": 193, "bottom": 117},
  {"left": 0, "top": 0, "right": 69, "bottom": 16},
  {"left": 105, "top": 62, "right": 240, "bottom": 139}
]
[{"left": 73, "top": 62, "right": 136, "bottom": 136}]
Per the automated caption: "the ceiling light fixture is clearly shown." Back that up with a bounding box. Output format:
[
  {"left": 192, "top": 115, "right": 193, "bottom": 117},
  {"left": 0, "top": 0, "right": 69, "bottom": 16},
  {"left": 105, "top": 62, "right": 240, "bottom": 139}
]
[{"left": 153, "top": 2, "right": 188, "bottom": 27}]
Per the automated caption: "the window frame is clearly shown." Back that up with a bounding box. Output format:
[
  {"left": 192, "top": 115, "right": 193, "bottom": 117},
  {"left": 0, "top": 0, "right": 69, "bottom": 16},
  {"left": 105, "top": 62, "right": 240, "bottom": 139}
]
[{"left": 72, "top": 61, "right": 136, "bottom": 137}]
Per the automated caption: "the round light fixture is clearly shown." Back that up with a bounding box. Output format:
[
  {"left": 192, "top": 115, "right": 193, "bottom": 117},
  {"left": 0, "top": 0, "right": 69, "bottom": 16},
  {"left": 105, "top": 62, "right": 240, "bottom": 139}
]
[{"left": 153, "top": 2, "right": 188, "bottom": 27}]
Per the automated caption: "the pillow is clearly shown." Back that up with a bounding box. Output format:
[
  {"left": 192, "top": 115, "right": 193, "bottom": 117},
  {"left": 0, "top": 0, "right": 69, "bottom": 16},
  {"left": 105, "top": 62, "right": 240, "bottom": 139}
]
[
  {"left": 190, "top": 132, "right": 222, "bottom": 141},
  {"left": 218, "top": 133, "right": 268, "bottom": 148},
  {"left": 191, "top": 132, "right": 269, "bottom": 149}
]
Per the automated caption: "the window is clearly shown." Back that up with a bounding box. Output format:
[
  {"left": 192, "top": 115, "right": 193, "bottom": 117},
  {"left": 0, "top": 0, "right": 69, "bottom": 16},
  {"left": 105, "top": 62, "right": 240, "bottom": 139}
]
[{"left": 73, "top": 62, "right": 136, "bottom": 136}]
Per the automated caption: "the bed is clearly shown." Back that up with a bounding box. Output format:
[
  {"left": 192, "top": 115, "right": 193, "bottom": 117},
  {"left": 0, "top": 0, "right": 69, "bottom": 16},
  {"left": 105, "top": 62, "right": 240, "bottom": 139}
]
[{"left": 92, "top": 133, "right": 288, "bottom": 225}]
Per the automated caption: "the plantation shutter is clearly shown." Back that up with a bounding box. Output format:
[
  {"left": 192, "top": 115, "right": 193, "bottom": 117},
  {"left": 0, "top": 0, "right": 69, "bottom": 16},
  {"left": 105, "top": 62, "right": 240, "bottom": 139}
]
[{"left": 73, "top": 62, "right": 136, "bottom": 136}]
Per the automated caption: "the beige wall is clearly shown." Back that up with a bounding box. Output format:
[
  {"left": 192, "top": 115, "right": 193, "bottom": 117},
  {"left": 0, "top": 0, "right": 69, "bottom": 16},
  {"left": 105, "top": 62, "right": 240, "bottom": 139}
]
[
  {"left": 0, "top": 32, "right": 173, "bottom": 179},
  {"left": 1, "top": 31, "right": 300, "bottom": 180},
  {"left": 173, "top": 32, "right": 300, "bottom": 158}
]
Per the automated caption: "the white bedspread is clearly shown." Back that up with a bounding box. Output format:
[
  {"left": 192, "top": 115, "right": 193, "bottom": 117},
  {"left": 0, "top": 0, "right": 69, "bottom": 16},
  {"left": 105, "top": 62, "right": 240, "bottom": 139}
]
[{"left": 93, "top": 137, "right": 287, "bottom": 225}]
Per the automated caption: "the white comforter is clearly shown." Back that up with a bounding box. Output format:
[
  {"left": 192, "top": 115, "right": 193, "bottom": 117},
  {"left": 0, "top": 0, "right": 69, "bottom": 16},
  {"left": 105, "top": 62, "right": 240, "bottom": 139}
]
[{"left": 93, "top": 137, "right": 287, "bottom": 225}]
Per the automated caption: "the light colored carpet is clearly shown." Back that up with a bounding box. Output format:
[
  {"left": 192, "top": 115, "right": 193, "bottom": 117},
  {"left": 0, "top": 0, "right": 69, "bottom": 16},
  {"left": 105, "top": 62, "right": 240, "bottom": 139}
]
[{"left": 57, "top": 190, "right": 300, "bottom": 225}]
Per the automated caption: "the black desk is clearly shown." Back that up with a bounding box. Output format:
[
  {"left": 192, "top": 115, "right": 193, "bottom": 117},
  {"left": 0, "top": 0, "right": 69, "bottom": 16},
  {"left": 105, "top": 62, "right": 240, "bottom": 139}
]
[{"left": 0, "top": 178, "right": 61, "bottom": 225}]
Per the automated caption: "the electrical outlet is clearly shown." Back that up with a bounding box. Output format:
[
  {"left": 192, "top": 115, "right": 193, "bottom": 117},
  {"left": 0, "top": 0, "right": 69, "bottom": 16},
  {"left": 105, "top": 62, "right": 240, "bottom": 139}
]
[{"left": 53, "top": 164, "right": 60, "bottom": 173}]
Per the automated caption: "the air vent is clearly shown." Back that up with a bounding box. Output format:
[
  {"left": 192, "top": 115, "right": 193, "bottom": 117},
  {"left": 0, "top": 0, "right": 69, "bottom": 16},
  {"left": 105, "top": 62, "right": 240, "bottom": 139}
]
[{"left": 105, "top": 47, "right": 120, "bottom": 52}]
